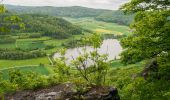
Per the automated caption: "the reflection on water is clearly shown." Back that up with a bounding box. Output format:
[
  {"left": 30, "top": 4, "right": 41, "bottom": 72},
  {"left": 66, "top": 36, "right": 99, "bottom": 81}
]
[{"left": 53, "top": 39, "right": 122, "bottom": 64}]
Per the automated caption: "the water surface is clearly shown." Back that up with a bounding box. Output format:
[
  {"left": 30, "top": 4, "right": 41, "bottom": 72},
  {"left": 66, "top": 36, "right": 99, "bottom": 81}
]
[{"left": 53, "top": 39, "right": 122, "bottom": 64}]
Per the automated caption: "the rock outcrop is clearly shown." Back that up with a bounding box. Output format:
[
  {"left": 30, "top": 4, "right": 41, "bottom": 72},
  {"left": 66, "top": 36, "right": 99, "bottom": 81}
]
[
  {"left": 4, "top": 83, "right": 120, "bottom": 100},
  {"left": 141, "top": 58, "right": 158, "bottom": 79}
]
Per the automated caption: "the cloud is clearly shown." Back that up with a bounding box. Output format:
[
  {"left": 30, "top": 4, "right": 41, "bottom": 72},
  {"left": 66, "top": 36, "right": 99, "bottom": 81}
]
[{"left": 3, "top": 0, "right": 129, "bottom": 10}]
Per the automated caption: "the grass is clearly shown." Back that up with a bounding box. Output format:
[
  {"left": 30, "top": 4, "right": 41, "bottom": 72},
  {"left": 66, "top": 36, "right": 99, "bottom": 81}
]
[
  {"left": 111, "top": 60, "right": 146, "bottom": 69},
  {"left": 0, "top": 57, "right": 50, "bottom": 69},
  {"left": 17, "top": 40, "right": 45, "bottom": 50},
  {"left": 111, "top": 60, "right": 124, "bottom": 68},
  {"left": 0, "top": 35, "right": 83, "bottom": 69},
  {"left": 0, "top": 43, "right": 16, "bottom": 49},
  {"left": 0, "top": 65, "right": 52, "bottom": 79}
]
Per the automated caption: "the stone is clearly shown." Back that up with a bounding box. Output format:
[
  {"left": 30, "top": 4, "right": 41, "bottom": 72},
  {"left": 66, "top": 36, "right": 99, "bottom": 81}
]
[
  {"left": 141, "top": 58, "right": 158, "bottom": 79},
  {"left": 4, "top": 84, "right": 120, "bottom": 100}
]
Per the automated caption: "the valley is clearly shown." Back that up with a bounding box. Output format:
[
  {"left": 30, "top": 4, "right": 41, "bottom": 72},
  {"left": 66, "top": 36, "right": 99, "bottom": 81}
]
[
  {"left": 0, "top": 1, "right": 169, "bottom": 99},
  {"left": 0, "top": 16, "right": 130, "bottom": 70}
]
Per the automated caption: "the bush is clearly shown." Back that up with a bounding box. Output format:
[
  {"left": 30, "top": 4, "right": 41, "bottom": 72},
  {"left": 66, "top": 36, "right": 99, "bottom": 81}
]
[
  {"left": 29, "top": 33, "right": 41, "bottom": 38},
  {"left": 0, "top": 49, "right": 46, "bottom": 60}
]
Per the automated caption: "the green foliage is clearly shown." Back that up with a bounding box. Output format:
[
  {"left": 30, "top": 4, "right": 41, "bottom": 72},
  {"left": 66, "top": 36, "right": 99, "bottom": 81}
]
[
  {"left": 118, "top": 1, "right": 170, "bottom": 99},
  {"left": 0, "top": 14, "right": 82, "bottom": 39},
  {"left": 72, "top": 34, "right": 110, "bottom": 85},
  {"left": 0, "top": 5, "right": 6, "bottom": 13},
  {"left": 0, "top": 49, "right": 46, "bottom": 60},
  {"left": 0, "top": 68, "right": 57, "bottom": 93},
  {"left": 20, "top": 14, "right": 82, "bottom": 39},
  {"left": 120, "top": 1, "right": 170, "bottom": 64},
  {"left": 120, "top": 77, "right": 170, "bottom": 100},
  {"left": 0, "top": 74, "right": 17, "bottom": 94},
  {"left": 106, "top": 62, "right": 170, "bottom": 100},
  {"left": 54, "top": 48, "right": 71, "bottom": 82},
  {"left": 120, "top": 0, "right": 169, "bottom": 13},
  {"left": 9, "top": 70, "right": 49, "bottom": 90},
  {"left": 0, "top": 13, "right": 25, "bottom": 35}
]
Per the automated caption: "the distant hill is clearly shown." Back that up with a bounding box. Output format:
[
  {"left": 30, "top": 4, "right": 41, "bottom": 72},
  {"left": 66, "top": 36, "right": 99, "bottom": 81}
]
[
  {"left": 5, "top": 5, "right": 134, "bottom": 26},
  {"left": 5, "top": 5, "right": 110, "bottom": 18}
]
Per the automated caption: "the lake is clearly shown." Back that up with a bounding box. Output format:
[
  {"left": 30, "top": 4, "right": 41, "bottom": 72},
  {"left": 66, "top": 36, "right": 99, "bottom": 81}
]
[{"left": 53, "top": 39, "right": 123, "bottom": 64}]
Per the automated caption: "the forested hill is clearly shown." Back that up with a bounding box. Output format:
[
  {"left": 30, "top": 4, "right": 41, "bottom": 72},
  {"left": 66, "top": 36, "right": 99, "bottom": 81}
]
[
  {"left": 5, "top": 5, "right": 134, "bottom": 26},
  {"left": 0, "top": 14, "right": 82, "bottom": 39},
  {"left": 5, "top": 5, "right": 109, "bottom": 18}
]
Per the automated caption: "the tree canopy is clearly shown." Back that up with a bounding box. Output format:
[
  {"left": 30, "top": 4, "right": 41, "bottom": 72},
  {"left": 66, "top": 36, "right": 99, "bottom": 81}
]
[
  {"left": 120, "top": 0, "right": 170, "bottom": 64},
  {"left": 120, "top": 0, "right": 170, "bottom": 80}
]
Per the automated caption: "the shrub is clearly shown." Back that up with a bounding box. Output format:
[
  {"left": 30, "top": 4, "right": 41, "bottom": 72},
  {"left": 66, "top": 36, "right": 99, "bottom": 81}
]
[{"left": 29, "top": 33, "right": 41, "bottom": 38}]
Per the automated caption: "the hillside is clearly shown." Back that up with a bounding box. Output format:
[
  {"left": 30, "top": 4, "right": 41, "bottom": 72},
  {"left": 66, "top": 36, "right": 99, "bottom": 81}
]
[
  {"left": 5, "top": 5, "right": 134, "bottom": 26},
  {"left": 0, "top": 14, "right": 82, "bottom": 39}
]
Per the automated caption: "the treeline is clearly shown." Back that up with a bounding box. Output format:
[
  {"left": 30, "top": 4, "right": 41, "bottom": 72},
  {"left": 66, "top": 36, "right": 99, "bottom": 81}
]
[
  {"left": 0, "top": 49, "right": 46, "bottom": 60},
  {"left": 95, "top": 10, "right": 134, "bottom": 26},
  {"left": 0, "top": 14, "right": 82, "bottom": 39},
  {"left": 0, "top": 35, "right": 16, "bottom": 44}
]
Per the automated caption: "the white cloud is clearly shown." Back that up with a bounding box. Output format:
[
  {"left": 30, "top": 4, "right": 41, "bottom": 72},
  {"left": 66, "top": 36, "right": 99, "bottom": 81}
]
[{"left": 2, "top": 0, "right": 129, "bottom": 10}]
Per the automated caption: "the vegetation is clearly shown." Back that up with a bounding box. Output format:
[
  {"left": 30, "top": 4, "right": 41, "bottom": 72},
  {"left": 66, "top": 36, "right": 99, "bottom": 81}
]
[
  {"left": 64, "top": 17, "right": 131, "bottom": 36},
  {"left": 71, "top": 34, "right": 110, "bottom": 85},
  {"left": 0, "top": 49, "right": 46, "bottom": 60},
  {"left": 120, "top": 0, "right": 170, "bottom": 66},
  {"left": 1, "top": 65, "right": 51, "bottom": 79},
  {"left": 0, "top": 1, "right": 169, "bottom": 99},
  {"left": 0, "top": 35, "right": 16, "bottom": 44},
  {"left": 6, "top": 5, "right": 134, "bottom": 26},
  {"left": 6, "top": 5, "right": 109, "bottom": 18},
  {"left": 117, "top": 0, "right": 170, "bottom": 99},
  {"left": 95, "top": 10, "right": 134, "bottom": 26},
  {"left": 0, "top": 57, "right": 49, "bottom": 69},
  {"left": 0, "top": 14, "right": 82, "bottom": 39}
]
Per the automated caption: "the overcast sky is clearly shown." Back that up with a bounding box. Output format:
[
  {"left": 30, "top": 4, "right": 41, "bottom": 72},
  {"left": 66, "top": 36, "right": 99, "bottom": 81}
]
[{"left": 3, "top": 0, "right": 129, "bottom": 10}]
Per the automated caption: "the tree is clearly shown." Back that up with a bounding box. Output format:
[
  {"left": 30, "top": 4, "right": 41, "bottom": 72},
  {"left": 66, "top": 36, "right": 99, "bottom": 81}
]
[
  {"left": 120, "top": 0, "right": 170, "bottom": 63},
  {"left": 0, "top": 5, "right": 25, "bottom": 35},
  {"left": 120, "top": 0, "right": 170, "bottom": 78},
  {"left": 72, "top": 34, "right": 110, "bottom": 85},
  {"left": 116, "top": 1, "right": 170, "bottom": 99},
  {"left": 0, "top": 4, "right": 25, "bottom": 49}
]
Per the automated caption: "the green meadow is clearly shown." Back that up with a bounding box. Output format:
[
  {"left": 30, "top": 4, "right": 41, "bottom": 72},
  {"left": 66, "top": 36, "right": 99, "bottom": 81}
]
[
  {"left": 64, "top": 17, "right": 131, "bottom": 35},
  {"left": 1, "top": 65, "right": 52, "bottom": 79}
]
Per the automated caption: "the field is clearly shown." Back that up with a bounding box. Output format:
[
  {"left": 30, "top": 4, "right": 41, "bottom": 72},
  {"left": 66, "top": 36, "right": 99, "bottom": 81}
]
[
  {"left": 1, "top": 65, "right": 53, "bottom": 79},
  {"left": 64, "top": 17, "right": 131, "bottom": 35},
  {"left": 0, "top": 57, "right": 49, "bottom": 69}
]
